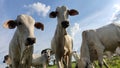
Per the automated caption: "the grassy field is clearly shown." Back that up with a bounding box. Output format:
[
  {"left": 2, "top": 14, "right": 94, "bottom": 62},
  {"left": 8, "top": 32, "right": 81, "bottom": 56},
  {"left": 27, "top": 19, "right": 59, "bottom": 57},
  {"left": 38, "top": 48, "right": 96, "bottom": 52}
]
[
  {"left": 48, "top": 62, "right": 76, "bottom": 68},
  {"left": 95, "top": 56, "right": 120, "bottom": 68},
  {"left": 47, "top": 56, "right": 120, "bottom": 68}
]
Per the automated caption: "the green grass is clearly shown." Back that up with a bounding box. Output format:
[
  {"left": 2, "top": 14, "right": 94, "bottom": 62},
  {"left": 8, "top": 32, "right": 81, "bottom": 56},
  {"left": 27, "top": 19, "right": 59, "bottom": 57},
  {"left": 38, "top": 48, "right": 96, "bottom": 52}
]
[
  {"left": 94, "top": 56, "right": 120, "bottom": 68},
  {"left": 47, "top": 56, "right": 120, "bottom": 68}
]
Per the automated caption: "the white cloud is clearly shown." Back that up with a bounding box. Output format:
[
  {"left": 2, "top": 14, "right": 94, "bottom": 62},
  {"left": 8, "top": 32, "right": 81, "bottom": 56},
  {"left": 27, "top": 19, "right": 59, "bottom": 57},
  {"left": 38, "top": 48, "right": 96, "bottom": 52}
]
[
  {"left": 111, "top": 4, "right": 120, "bottom": 23},
  {"left": 24, "top": 2, "right": 51, "bottom": 17},
  {"left": 68, "top": 23, "right": 80, "bottom": 39},
  {"left": 68, "top": 23, "right": 81, "bottom": 51},
  {"left": 114, "top": 4, "right": 120, "bottom": 12}
]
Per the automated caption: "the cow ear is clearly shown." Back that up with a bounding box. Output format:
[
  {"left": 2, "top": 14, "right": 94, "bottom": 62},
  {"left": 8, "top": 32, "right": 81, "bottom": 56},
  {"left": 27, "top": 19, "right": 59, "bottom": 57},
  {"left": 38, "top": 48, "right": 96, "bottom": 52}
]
[
  {"left": 34, "top": 22, "right": 44, "bottom": 31},
  {"left": 3, "top": 20, "right": 17, "bottom": 29},
  {"left": 49, "top": 11, "right": 57, "bottom": 18},
  {"left": 68, "top": 9, "right": 79, "bottom": 16},
  {"left": 50, "top": 50, "right": 53, "bottom": 54},
  {"left": 51, "top": 50, "right": 54, "bottom": 55},
  {"left": 41, "top": 50, "right": 45, "bottom": 54}
]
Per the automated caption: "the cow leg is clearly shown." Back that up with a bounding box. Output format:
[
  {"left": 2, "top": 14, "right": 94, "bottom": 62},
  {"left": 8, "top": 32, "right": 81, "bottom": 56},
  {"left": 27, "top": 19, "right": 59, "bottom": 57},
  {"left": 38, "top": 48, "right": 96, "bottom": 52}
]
[
  {"left": 26, "top": 57, "right": 32, "bottom": 68},
  {"left": 53, "top": 60, "right": 56, "bottom": 65},
  {"left": 12, "top": 58, "right": 20, "bottom": 68},
  {"left": 68, "top": 53, "right": 72, "bottom": 68},
  {"left": 33, "top": 66, "right": 40, "bottom": 68},
  {"left": 42, "top": 63, "right": 46, "bottom": 68},
  {"left": 93, "top": 62, "right": 97, "bottom": 68},
  {"left": 95, "top": 49, "right": 104, "bottom": 68},
  {"left": 56, "top": 55, "right": 63, "bottom": 68},
  {"left": 20, "top": 58, "right": 32, "bottom": 68},
  {"left": 57, "top": 59, "right": 63, "bottom": 68},
  {"left": 9, "top": 64, "right": 12, "bottom": 68},
  {"left": 25, "top": 59, "right": 31, "bottom": 68},
  {"left": 96, "top": 48, "right": 104, "bottom": 68},
  {"left": 93, "top": 41, "right": 104, "bottom": 68},
  {"left": 75, "top": 63, "right": 78, "bottom": 68},
  {"left": 63, "top": 55, "right": 67, "bottom": 68},
  {"left": 63, "top": 53, "right": 72, "bottom": 68},
  {"left": 91, "top": 63, "right": 95, "bottom": 68}
]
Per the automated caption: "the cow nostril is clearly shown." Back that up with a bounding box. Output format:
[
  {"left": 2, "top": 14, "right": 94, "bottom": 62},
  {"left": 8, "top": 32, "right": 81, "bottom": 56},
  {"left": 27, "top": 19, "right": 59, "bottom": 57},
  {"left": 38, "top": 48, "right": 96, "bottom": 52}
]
[
  {"left": 26, "top": 38, "right": 36, "bottom": 45},
  {"left": 61, "top": 21, "right": 69, "bottom": 28},
  {"left": 3, "top": 60, "right": 5, "bottom": 63},
  {"left": 48, "top": 56, "right": 50, "bottom": 59}
]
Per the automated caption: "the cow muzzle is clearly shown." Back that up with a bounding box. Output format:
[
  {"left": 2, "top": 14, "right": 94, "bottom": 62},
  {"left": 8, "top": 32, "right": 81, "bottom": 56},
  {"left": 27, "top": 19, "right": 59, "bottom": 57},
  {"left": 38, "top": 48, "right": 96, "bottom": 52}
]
[
  {"left": 61, "top": 21, "right": 69, "bottom": 28},
  {"left": 48, "top": 56, "right": 51, "bottom": 60},
  {"left": 25, "top": 37, "right": 36, "bottom": 46}
]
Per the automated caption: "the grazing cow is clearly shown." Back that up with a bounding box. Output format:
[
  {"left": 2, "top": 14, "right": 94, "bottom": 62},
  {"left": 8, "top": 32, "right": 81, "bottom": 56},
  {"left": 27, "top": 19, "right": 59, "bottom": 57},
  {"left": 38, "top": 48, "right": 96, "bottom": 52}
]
[
  {"left": 78, "top": 23, "right": 120, "bottom": 68},
  {"left": 103, "top": 47, "right": 120, "bottom": 59},
  {"left": 3, "top": 14, "right": 44, "bottom": 68},
  {"left": 49, "top": 6, "right": 79, "bottom": 68}
]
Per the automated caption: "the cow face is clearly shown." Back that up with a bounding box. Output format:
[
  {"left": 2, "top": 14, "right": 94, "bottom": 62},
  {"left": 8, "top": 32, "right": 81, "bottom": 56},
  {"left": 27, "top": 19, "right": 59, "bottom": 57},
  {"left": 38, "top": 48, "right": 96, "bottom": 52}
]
[
  {"left": 49, "top": 6, "right": 79, "bottom": 28},
  {"left": 3, "top": 14, "right": 44, "bottom": 46},
  {"left": 3, "top": 55, "right": 11, "bottom": 65},
  {"left": 41, "top": 49, "right": 52, "bottom": 60}
]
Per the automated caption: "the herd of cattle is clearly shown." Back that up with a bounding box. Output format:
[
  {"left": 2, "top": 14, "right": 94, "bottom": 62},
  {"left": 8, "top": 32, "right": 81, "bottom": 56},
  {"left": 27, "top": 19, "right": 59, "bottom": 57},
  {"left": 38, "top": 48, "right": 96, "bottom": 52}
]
[{"left": 2, "top": 6, "right": 120, "bottom": 68}]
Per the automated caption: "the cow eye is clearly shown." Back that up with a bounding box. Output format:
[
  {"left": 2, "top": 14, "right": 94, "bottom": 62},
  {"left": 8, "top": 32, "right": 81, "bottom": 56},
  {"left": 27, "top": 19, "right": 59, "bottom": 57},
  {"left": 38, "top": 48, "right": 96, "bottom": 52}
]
[{"left": 44, "top": 51, "right": 47, "bottom": 54}]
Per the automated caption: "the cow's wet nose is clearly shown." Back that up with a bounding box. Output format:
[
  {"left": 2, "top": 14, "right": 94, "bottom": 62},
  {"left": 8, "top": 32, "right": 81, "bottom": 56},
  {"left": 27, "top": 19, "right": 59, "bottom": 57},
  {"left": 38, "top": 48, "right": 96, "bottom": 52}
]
[
  {"left": 61, "top": 21, "right": 69, "bottom": 28},
  {"left": 26, "top": 37, "right": 36, "bottom": 45},
  {"left": 48, "top": 56, "right": 50, "bottom": 60}
]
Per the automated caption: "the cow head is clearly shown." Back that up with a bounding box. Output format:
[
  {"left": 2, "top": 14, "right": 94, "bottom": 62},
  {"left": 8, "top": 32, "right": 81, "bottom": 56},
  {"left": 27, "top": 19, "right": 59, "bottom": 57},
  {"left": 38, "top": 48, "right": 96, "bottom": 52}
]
[
  {"left": 49, "top": 6, "right": 79, "bottom": 28},
  {"left": 3, "top": 55, "right": 11, "bottom": 65},
  {"left": 41, "top": 48, "right": 53, "bottom": 60},
  {"left": 3, "top": 14, "right": 44, "bottom": 46}
]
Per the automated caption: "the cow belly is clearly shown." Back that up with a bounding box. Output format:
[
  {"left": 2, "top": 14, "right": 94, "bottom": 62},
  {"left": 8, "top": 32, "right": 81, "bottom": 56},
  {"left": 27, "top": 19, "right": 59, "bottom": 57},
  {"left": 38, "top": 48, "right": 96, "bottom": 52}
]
[
  {"left": 102, "top": 41, "right": 119, "bottom": 52},
  {"left": 96, "top": 26, "right": 120, "bottom": 52},
  {"left": 98, "top": 35, "right": 119, "bottom": 52}
]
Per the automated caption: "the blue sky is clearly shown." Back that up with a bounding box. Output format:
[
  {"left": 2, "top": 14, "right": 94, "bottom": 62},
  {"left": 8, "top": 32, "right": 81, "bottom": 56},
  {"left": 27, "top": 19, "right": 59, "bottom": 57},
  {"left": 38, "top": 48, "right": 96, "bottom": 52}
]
[{"left": 1, "top": 0, "right": 120, "bottom": 56}]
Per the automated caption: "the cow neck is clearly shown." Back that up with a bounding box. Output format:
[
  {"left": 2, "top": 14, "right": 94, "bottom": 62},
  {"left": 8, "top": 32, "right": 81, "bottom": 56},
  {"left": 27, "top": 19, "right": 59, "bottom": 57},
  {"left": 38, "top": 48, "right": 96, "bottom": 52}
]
[
  {"left": 54, "top": 22, "right": 66, "bottom": 54},
  {"left": 16, "top": 29, "right": 26, "bottom": 48},
  {"left": 55, "top": 23, "right": 67, "bottom": 37},
  {"left": 13, "top": 30, "right": 21, "bottom": 44},
  {"left": 16, "top": 29, "right": 23, "bottom": 40},
  {"left": 11, "top": 30, "right": 22, "bottom": 54}
]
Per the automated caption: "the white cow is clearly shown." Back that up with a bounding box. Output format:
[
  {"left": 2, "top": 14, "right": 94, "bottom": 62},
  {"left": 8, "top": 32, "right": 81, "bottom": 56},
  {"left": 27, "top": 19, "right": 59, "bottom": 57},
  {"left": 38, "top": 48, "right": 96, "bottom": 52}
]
[
  {"left": 32, "top": 48, "right": 52, "bottom": 68},
  {"left": 78, "top": 23, "right": 120, "bottom": 68},
  {"left": 3, "top": 49, "right": 51, "bottom": 68},
  {"left": 3, "top": 53, "right": 50, "bottom": 68},
  {"left": 49, "top": 6, "right": 79, "bottom": 68},
  {"left": 3, "top": 14, "right": 44, "bottom": 68},
  {"left": 31, "top": 51, "right": 51, "bottom": 68}
]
